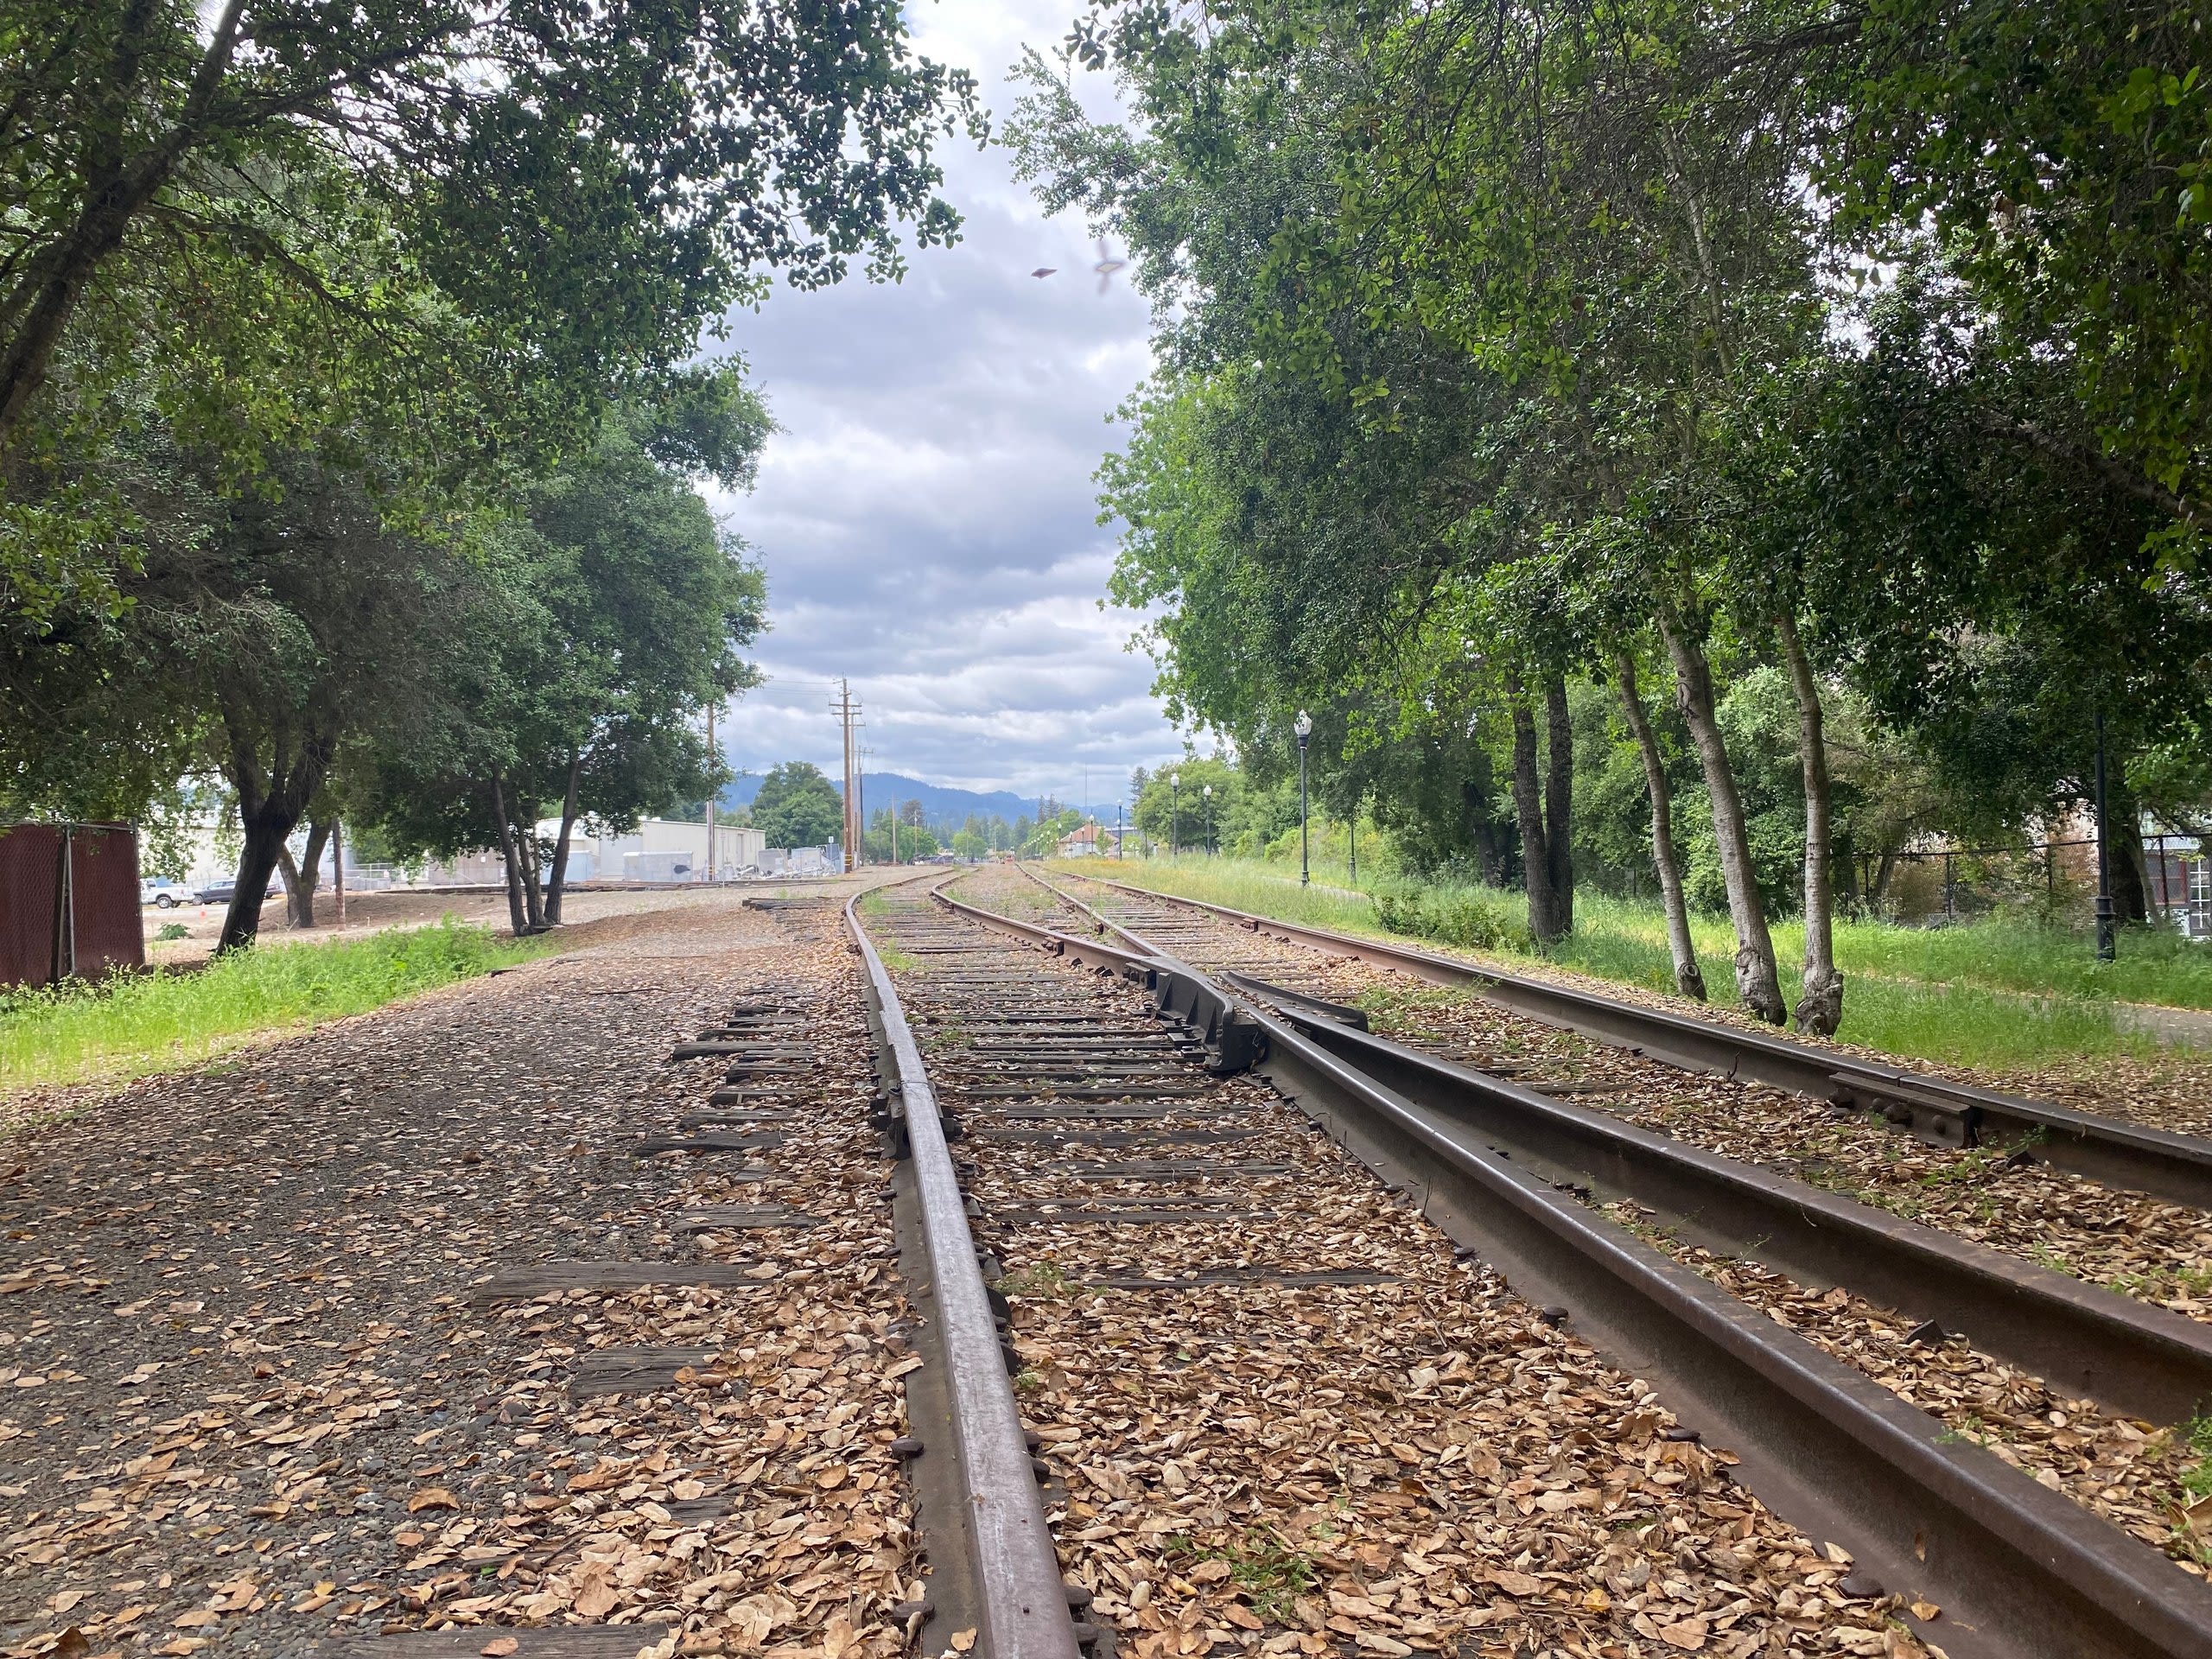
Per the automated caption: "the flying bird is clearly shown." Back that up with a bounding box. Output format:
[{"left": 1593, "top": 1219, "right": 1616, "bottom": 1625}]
[
  {"left": 1092, "top": 237, "right": 1126, "bottom": 294},
  {"left": 1031, "top": 267, "right": 1057, "bottom": 277}
]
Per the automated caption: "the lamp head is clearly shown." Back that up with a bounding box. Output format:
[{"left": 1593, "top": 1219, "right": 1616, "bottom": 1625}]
[
  {"left": 1294, "top": 709, "right": 1313, "bottom": 746},
  {"left": 1171, "top": 770, "right": 1180, "bottom": 786}
]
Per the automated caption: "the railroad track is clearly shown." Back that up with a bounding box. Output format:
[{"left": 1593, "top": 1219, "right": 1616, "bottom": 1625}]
[
  {"left": 867, "top": 866, "right": 2212, "bottom": 1659},
  {"left": 1039, "top": 871, "right": 2212, "bottom": 1210}
]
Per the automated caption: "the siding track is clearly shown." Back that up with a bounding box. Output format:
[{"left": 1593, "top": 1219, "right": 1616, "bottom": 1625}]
[
  {"left": 1052, "top": 871, "right": 2212, "bottom": 1210},
  {"left": 900, "top": 865, "right": 2212, "bottom": 1658}
]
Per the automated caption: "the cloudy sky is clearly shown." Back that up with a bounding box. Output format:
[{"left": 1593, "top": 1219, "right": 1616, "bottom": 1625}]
[{"left": 706, "top": 0, "right": 1179, "bottom": 806}]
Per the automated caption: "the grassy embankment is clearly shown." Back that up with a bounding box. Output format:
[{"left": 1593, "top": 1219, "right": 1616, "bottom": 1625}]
[
  {"left": 1, "top": 918, "right": 551, "bottom": 1109},
  {"left": 1055, "top": 856, "right": 2210, "bottom": 1071}
]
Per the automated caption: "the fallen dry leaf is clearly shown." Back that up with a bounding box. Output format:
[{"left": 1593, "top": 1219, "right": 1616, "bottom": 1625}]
[
  {"left": 480, "top": 1640, "right": 518, "bottom": 1656},
  {"left": 405, "top": 1487, "right": 457, "bottom": 1513},
  {"left": 949, "top": 1630, "right": 977, "bottom": 1653}
]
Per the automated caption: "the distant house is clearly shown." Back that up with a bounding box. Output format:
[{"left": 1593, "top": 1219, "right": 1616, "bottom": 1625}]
[{"left": 1057, "top": 823, "right": 1103, "bottom": 857}]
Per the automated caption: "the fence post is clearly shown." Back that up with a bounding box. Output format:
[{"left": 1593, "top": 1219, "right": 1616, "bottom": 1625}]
[{"left": 50, "top": 826, "right": 76, "bottom": 985}]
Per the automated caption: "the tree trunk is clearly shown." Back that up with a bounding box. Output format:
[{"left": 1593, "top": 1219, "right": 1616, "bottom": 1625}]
[
  {"left": 1505, "top": 675, "right": 1562, "bottom": 943},
  {"left": 1465, "top": 782, "right": 1504, "bottom": 887},
  {"left": 276, "top": 843, "right": 303, "bottom": 925},
  {"left": 215, "top": 707, "right": 330, "bottom": 953},
  {"left": 489, "top": 772, "right": 530, "bottom": 937},
  {"left": 518, "top": 818, "right": 547, "bottom": 931},
  {"left": 224, "top": 810, "right": 292, "bottom": 953},
  {"left": 2113, "top": 807, "right": 2151, "bottom": 925},
  {"left": 279, "top": 817, "right": 333, "bottom": 929},
  {"left": 1542, "top": 675, "right": 1574, "bottom": 937},
  {"left": 544, "top": 750, "right": 583, "bottom": 925},
  {"left": 1615, "top": 653, "right": 1707, "bottom": 1000},
  {"left": 1656, "top": 608, "right": 1786, "bottom": 1022},
  {"left": 1776, "top": 613, "right": 1842, "bottom": 1035}
]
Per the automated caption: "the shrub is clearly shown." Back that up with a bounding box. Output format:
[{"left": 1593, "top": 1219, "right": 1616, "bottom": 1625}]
[{"left": 1372, "top": 879, "right": 1534, "bottom": 952}]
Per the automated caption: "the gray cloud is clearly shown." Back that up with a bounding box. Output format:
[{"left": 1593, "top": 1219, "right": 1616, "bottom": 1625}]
[{"left": 702, "top": 0, "right": 1189, "bottom": 802}]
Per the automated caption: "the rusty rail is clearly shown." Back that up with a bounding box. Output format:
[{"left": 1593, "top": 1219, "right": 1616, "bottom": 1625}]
[
  {"left": 957, "top": 867, "right": 2212, "bottom": 1659},
  {"left": 1065, "top": 872, "right": 2212, "bottom": 1209},
  {"left": 845, "top": 889, "right": 1081, "bottom": 1659}
]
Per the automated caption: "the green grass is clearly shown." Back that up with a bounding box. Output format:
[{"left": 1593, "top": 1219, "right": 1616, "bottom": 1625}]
[
  {"left": 2171, "top": 1415, "right": 2212, "bottom": 1567},
  {"left": 1162, "top": 1529, "right": 1319, "bottom": 1618},
  {"left": 1068, "top": 856, "right": 2203, "bottom": 1073},
  {"left": 0, "top": 918, "right": 551, "bottom": 1105}
]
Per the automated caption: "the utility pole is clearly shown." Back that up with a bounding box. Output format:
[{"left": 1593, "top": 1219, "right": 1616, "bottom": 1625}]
[
  {"left": 831, "top": 681, "right": 864, "bottom": 873},
  {"left": 857, "top": 745, "right": 871, "bottom": 869},
  {"left": 704, "top": 701, "right": 716, "bottom": 883},
  {"left": 2094, "top": 709, "right": 2116, "bottom": 961}
]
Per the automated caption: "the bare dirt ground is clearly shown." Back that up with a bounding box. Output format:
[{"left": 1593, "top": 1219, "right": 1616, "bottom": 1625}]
[
  {"left": 0, "top": 875, "right": 931, "bottom": 1659},
  {"left": 141, "top": 884, "right": 843, "bottom": 970}
]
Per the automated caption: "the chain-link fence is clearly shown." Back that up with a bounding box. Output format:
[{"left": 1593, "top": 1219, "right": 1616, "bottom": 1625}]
[{"left": 1859, "top": 835, "right": 2210, "bottom": 938}]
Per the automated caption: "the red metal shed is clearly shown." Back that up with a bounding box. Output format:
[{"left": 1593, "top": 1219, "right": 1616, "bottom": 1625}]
[{"left": 0, "top": 823, "right": 146, "bottom": 989}]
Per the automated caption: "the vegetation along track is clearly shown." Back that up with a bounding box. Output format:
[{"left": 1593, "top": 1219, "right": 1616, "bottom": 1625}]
[{"left": 911, "top": 862, "right": 2212, "bottom": 1659}]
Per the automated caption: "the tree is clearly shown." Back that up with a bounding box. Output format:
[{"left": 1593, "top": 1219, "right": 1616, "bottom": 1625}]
[
  {"left": 1823, "top": 1, "right": 2212, "bottom": 571},
  {"left": 0, "top": 0, "right": 978, "bottom": 516},
  {"left": 753, "top": 763, "right": 842, "bottom": 850},
  {"left": 1, "top": 425, "right": 486, "bottom": 950}
]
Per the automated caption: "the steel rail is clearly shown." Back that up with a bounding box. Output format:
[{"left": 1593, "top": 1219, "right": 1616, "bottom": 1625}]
[
  {"left": 1062, "top": 872, "right": 2212, "bottom": 1208},
  {"left": 1014, "top": 865, "right": 2212, "bottom": 1421},
  {"left": 954, "top": 870, "right": 2212, "bottom": 1659},
  {"left": 844, "top": 888, "right": 1081, "bottom": 1659}
]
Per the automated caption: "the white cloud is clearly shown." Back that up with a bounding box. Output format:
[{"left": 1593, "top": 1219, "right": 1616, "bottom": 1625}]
[{"left": 701, "top": 0, "right": 1190, "bottom": 802}]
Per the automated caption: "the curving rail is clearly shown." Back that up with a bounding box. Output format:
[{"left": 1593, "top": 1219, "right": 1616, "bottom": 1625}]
[
  {"left": 1058, "top": 871, "right": 2212, "bottom": 1209},
  {"left": 944, "top": 865, "right": 2212, "bottom": 1659}
]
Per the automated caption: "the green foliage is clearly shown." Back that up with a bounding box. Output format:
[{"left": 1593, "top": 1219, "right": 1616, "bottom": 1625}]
[
  {"left": 0, "top": 0, "right": 980, "bottom": 614},
  {"left": 1019, "top": 0, "right": 2212, "bottom": 966},
  {"left": 1094, "top": 860, "right": 2204, "bottom": 1073},
  {"left": 1371, "top": 880, "right": 1534, "bottom": 954},
  {"left": 1826, "top": 1, "right": 2212, "bottom": 572},
  {"left": 1162, "top": 1529, "right": 1319, "bottom": 1618},
  {"left": 0, "top": 919, "right": 546, "bottom": 1100},
  {"left": 866, "top": 808, "right": 939, "bottom": 862},
  {"left": 753, "top": 763, "right": 844, "bottom": 850}
]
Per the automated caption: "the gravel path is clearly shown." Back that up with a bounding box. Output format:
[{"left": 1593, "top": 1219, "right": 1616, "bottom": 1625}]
[{"left": 0, "top": 884, "right": 922, "bottom": 1659}]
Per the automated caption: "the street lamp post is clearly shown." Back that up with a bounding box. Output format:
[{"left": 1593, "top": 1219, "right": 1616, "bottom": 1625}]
[
  {"left": 1349, "top": 797, "right": 1357, "bottom": 885},
  {"left": 2094, "top": 709, "right": 2117, "bottom": 962},
  {"left": 1203, "top": 784, "right": 1213, "bottom": 857},
  {"left": 1171, "top": 771, "right": 1181, "bottom": 858},
  {"left": 1294, "top": 710, "right": 1313, "bottom": 887}
]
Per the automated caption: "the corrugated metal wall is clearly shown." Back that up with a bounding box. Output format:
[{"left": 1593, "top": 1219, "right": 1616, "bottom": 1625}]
[{"left": 0, "top": 823, "right": 146, "bottom": 989}]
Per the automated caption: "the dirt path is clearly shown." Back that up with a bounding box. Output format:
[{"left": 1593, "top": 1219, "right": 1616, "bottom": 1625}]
[{"left": 0, "top": 880, "right": 924, "bottom": 1659}]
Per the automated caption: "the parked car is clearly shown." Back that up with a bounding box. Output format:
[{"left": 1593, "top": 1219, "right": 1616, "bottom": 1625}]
[
  {"left": 197, "top": 879, "right": 238, "bottom": 906},
  {"left": 139, "top": 877, "right": 199, "bottom": 908}
]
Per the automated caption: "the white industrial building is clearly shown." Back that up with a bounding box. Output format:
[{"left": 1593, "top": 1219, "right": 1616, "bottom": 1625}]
[{"left": 539, "top": 817, "right": 766, "bottom": 883}]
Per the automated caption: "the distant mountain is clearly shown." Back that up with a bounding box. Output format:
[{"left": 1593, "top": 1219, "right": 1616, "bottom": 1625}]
[{"left": 715, "top": 770, "right": 1122, "bottom": 833}]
